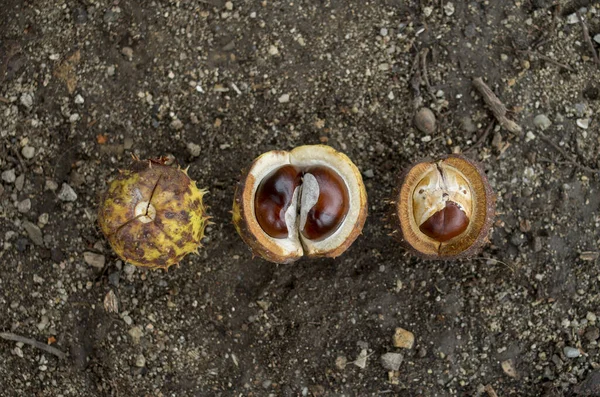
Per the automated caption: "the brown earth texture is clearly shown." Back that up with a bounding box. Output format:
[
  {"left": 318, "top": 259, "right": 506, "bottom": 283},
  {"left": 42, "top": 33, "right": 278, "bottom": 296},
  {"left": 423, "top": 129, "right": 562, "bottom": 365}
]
[{"left": 2, "top": 0, "right": 600, "bottom": 396}]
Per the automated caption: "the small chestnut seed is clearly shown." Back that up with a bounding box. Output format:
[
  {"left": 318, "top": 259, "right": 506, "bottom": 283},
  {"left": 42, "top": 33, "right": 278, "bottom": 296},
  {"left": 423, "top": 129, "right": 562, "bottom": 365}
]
[
  {"left": 255, "top": 165, "right": 301, "bottom": 239},
  {"left": 233, "top": 145, "right": 368, "bottom": 264},
  {"left": 419, "top": 201, "right": 469, "bottom": 242},
  {"left": 301, "top": 166, "right": 350, "bottom": 241},
  {"left": 392, "top": 154, "right": 495, "bottom": 260}
]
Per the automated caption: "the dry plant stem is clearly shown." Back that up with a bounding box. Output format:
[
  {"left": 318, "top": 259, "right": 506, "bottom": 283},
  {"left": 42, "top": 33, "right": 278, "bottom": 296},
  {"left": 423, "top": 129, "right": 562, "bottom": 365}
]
[
  {"left": 465, "top": 121, "right": 495, "bottom": 153},
  {"left": 518, "top": 50, "right": 574, "bottom": 72},
  {"left": 0, "top": 332, "right": 67, "bottom": 359},
  {"left": 577, "top": 11, "right": 600, "bottom": 67},
  {"left": 472, "top": 77, "right": 522, "bottom": 135},
  {"left": 484, "top": 384, "right": 499, "bottom": 397},
  {"left": 410, "top": 50, "right": 423, "bottom": 110},
  {"left": 538, "top": 132, "right": 600, "bottom": 174},
  {"left": 420, "top": 48, "right": 433, "bottom": 96}
]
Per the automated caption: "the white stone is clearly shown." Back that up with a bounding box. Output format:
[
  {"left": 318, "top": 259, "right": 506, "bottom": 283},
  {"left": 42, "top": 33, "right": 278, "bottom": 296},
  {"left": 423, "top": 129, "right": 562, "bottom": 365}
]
[
  {"left": 1, "top": 169, "right": 16, "bottom": 183},
  {"left": 74, "top": 94, "right": 84, "bottom": 104},
  {"left": 58, "top": 183, "right": 78, "bottom": 201},
  {"left": 278, "top": 94, "right": 290, "bottom": 103},
  {"left": 576, "top": 118, "right": 590, "bottom": 129},
  {"left": 20, "top": 93, "right": 33, "bottom": 109},
  {"left": 21, "top": 146, "right": 35, "bottom": 159}
]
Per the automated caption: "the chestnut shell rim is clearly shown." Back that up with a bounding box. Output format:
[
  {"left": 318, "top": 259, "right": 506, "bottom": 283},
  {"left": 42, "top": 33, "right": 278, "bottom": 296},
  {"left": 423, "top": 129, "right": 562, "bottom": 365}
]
[
  {"left": 232, "top": 145, "right": 368, "bottom": 264},
  {"left": 391, "top": 154, "right": 496, "bottom": 260}
]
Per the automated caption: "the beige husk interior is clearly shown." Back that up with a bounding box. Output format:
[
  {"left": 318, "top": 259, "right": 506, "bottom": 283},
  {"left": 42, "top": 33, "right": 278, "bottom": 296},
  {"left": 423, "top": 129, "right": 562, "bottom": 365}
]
[
  {"left": 397, "top": 157, "right": 488, "bottom": 257},
  {"left": 242, "top": 145, "right": 367, "bottom": 260}
]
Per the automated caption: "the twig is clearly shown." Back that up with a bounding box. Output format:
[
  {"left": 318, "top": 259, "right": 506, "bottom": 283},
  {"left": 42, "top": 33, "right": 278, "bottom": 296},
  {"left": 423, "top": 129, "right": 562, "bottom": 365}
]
[
  {"left": 465, "top": 121, "right": 495, "bottom": 153},
  {"left": 410, "top": 50, "right": 423, "bottom": 110},
  {"left": 538, "top": 132, "right": 600, "bottom": 174},
  {"left": 577, "top": 11, "right": 600, "bottom": 67},
  {"left": 484, "top": 384, "right": 499, "bottom": 397},
  {"left": 517, "top": 50, "right": 574, "bottom": 72},
  {"left": 2, "top": 137, "right": 27, "bottom": 173},
  {"left": 472, "top": 77, "right": 522, "bottom": 135},
  {"left": 0, "top": 96, "right": 9, "bottom": 103},
  {"left": 0, "top": 332, "right": 66, "bottom": 359},
  {"left": 420, "top": 48, "right": 433, "bottom": 96}
]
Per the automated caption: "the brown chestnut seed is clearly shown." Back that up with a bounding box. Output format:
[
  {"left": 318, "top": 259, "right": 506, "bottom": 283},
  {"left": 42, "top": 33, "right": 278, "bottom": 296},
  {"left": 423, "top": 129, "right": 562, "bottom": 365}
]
[
  {"left": 233, "top": 145, "right": 368, "bottom": 264},
  {"left": 301, "top": 166, "right": 350, "bottom": 241},
  {"left": 419, "top": 201, "right": 469, "bottom": 242},
  {"left": 392, "top": 155, "right": 495, "bottom": 260},
  {"left": 255, "top": 165, "right": 301, "bottom": 238}
]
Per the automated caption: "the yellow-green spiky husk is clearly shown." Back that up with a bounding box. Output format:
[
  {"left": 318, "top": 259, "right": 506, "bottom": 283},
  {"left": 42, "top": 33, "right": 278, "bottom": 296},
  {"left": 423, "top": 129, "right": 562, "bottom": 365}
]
[{"left": 98, "top": 160, "right": 209, "bottom": 270}]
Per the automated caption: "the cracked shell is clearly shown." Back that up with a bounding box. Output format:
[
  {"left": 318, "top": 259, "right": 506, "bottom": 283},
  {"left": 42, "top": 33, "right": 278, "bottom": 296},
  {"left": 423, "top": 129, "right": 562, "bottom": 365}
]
[
  {"left": 391, "top": 154, "right": 495, "bottom": 260},
  {"left": 232, "top": 145, "right": 368, "bottom": 264},
  {"left": 98, "top": 158, "right": 209, "bottom": 270}
]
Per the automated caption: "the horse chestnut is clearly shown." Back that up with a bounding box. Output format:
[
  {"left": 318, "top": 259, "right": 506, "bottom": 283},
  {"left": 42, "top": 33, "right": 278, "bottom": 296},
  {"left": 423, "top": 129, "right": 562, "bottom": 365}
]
[
  {"left": 391, "top": 155, "right": 495, "bottom": 259},
  {"left": 233, "top": 145, "right": 368, "bottom": 264},
  {"left": 98, "top": 157, "right": 209, "bottom": 270}
]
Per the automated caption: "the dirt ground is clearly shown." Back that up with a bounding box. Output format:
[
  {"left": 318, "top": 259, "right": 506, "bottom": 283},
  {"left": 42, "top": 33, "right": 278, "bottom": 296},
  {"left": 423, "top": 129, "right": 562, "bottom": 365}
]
[{"left": 2, "top": 0, "right": 600, "bottom": 396}]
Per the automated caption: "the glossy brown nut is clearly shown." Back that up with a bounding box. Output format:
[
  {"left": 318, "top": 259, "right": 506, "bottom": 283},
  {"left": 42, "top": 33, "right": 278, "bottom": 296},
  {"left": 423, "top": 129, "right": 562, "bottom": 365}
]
[
  {"left": 254, "top": 165, "right": 301, "bottom": 238},
  {"left": 302, "top": 166, "right": 349, "bottom": 241},
  {"left": 419, "top": 201, "right": 469, "bottom": 242}
]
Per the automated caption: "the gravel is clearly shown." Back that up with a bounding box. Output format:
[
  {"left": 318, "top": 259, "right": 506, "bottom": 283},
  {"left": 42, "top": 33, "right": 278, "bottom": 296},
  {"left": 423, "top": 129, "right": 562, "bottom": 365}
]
[
  {"left": 380, "top": 353, "right": 403, "bottom": 371},
  {"left": 533, "top": 114, "right": 552, "bottom": 130},
  {"left": 22, "top": 221, "right": 44, "bottom": 246},
  {"left": 83, "top": 252, "right": 106, "bottom": 268},
  {"left": 1, "top": 169, "right": 16, "bottom": 184},
  {"left": 57, "top": 183, "right": 77, "bottom": 202},
  {"left": 564, "top": 347, "right": 581, "bottom": 358}
]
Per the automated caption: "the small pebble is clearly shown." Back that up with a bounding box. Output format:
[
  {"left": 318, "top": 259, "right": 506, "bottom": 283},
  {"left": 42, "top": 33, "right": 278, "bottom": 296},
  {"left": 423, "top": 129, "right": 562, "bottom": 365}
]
[
  {"left": 501, "top": 359, "right": 518, "bottom": 378},
  {"left": 353, "top": 349, "right": 368, "bottom": 369},
  {"left": 121, "top": 46, "right": 134, "bottom": 59},
  {"left": 37, "top": 316, "right": 49, "bottom": 331},
  {"left": 20, "top": 93, "right": 33, "bottom": 109},
  {"left": 107, "top": 66, "right": 116, "bottom": 76},
  {"left": 23, "top": 221, "right": 44, "bottom": 246},
  {"left": 58, "top": 183, "right": 77, "bottom": 201},
  {"left": 15, "top": 174, "right": 24, "bottom": 191},
  {"left": 278, "top": 94, "right": 290, "bottom": 103},
  {"left": 533, "top": 114, "right": 552, "bottom": 130},
  {"left": 1, "top": 169, "right": 16, "bottom": 184},
  {"left": 443, "top": 2, "right": 455, "bottom": 16},
  {"left": 128, "top": 327, "right": 143, "bottom": 344},
  {"left": 135, "top": 354, "right": 146, "bottom": 367},
  {"left": 21, "top": 146, "right": 35, "bottom": 159},
  {"left": 84, "top": 251, "right": 106, "bottom": 268},
  {"left": 414, "top": 107, "right": 436, "bottom": 134},
  {"left": 380, "top": 353, "right": 403, "bottom": 371},
  {"left": 268, "top": 45, "right": 279, "bottom": 56},
  {"left": 74, "top": 94, "right": 84, "bottom": 104},
  {"left": 335, "top": 356, "right": 347, "bottom": 370},
  {"left": 225, "top": 1, "right": 233, "bottom": 10},
  {"left": 576, "top": 118, "right": 590, "bottom": 129},
  {"left": 392, "top": 327, "right": 415, "bottom": 349},
  {"left": 363, "top": 169, "right": 374, "bottom": 179},
  {"left": 17, "top": 198, "right": 31, "bottom": 213},
  {"left": 585, "top": 326, "right": 600, "bottom": 341},
  {"left": 170, "top": 119, "right": 184, "bottom": 130},
  {"left": 380, "top": 27, "right": 388, "bottom": 37},
  {"left": 123, "top": 315, "right": 133, "bottom": 325},
  {"left": 187, "top": 142, "right": 202, "bottom": 157},
  {"left": 595, "top": 34, "right": 600, "bottom": 45},
  {"left": 563, "top": 346, "right": 581, "bottom": 358},
  {"left": 69, "top": 113, "right": 80, "bottom": 122}
]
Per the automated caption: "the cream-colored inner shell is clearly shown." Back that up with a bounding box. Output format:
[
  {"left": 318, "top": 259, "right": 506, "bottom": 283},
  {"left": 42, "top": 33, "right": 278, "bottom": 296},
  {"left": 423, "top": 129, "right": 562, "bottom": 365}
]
[
  {"left": 247, "top": 146, "right": 363, "bottom": 258},
  {"left": 411, "top": 165, "right": 472, "bottom": 228}
]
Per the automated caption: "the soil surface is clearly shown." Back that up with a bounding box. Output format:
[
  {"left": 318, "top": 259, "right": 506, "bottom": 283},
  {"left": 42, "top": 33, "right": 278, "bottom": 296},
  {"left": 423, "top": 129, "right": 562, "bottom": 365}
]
[{"left": 2, "top": 1, "right": 600, "bottom": 396}]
